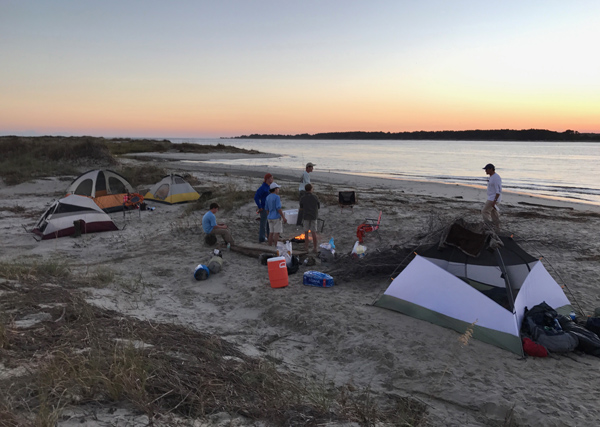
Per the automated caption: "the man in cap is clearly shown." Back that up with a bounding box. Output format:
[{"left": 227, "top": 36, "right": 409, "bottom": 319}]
[
  {"left": 482, "top": 163, "right": 502, "bottom": 233},
  {"left": 265, "top": 182, "right": 287, "bottom": 246},
  {"left": 254, "top": 173, "right": 273, "bottom": 243},
  {"left": 297, "top": 162, "right": 315, "bottom": 225}
]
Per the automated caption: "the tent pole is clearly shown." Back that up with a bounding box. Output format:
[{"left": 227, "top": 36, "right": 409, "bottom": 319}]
[{"left": 494, "top": 248, "right": 516, "bottom": 311}]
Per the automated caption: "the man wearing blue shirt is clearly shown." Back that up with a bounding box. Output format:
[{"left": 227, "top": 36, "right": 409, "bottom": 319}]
[
  {"left": 265, "top": 183, "right": 287, "bottom": 246},
  {"left": 254, "top": 173, "right": 273, "bottom": 243},
  {"left": 202, "top": 202, "right": 235, "bottom": 246}
]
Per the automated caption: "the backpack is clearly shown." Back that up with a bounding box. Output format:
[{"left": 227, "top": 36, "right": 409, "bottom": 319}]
[{"left": 522, "top": 302, "right": 578, "bottom": 354}]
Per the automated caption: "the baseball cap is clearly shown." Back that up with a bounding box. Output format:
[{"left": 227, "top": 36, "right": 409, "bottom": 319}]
[
  {"left": 270, "top": 182, "right": 281, "bottom": 190},
  {"left": 306, "top": 162, "right": 316, "bottom": 167},
  {"left": 483, "top": 163, "right": 495, "bottom": 170}
]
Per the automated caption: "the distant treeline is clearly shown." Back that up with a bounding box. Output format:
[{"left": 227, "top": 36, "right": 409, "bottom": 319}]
[{"left": 234, "top": 129, "right": 600, "bottom": 142}]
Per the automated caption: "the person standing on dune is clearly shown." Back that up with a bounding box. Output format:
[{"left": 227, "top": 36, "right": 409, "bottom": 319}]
[{"left": 482, "top": 163, "right": 502, "bottom": 233}]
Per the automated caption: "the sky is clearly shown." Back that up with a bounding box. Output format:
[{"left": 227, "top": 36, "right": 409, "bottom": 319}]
[{"left": 1, "top": 0, "right": 599, "bottom": 138}]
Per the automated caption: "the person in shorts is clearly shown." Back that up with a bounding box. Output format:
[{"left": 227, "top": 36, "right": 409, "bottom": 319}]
[
  {"left": 265, "top": 182, "right": 287, "bottom": 246},
  {"left": 299, "top": 183, "right": 320, "bottom": 253},
  {"left": 297, "top": 162, "right": 315, "bottom": 225},
  {"left": 202, "top": 202, "right": 235, "bottom": 246}
]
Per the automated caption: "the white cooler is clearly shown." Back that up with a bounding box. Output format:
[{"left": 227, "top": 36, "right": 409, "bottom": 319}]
[{"left": 283, "top": 209, "right": 298, "bottom": 225}]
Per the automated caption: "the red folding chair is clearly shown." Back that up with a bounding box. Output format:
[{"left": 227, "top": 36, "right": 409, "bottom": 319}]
[{"left": 356, "top": 211, "right": 382, "bottom": 243}]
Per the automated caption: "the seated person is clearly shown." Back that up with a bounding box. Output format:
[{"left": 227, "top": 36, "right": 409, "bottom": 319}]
[{"left": 202, "top": 202, "right": 235, "bottom": 246}]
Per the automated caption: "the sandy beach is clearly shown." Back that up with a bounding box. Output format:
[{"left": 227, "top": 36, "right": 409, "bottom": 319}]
[{"left": 2, "top": 151, "right": 600, "bottom": 426}]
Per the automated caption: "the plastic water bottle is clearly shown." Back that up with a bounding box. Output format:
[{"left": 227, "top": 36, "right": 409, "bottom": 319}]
[
  {"left": 554, "top": 318, "right": 562, "bottom": 331},
  {"left": 226, "top": 243, "right": 231, "bottom": 251},
  {"left": 569, "top": 311, "right": 577, "bottom": 322}
]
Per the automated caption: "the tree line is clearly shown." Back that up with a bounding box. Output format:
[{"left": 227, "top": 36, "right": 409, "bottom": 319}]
[{"left": 233, "top": 129, "right": 600, "bottom": 142}]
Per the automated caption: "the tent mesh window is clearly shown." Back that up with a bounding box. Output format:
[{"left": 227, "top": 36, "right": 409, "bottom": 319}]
[
  {"left": 95, "top": 171, "right": 107, "bottom": 194},
  {"left": 154, "top": 184, "right": 170, "bottom": 200},
  {"left": 74, "top": 179, "right": 93, "bottom": 196},
  {"left": 108, "top": 176, "right": 127, "bottom": 194}
]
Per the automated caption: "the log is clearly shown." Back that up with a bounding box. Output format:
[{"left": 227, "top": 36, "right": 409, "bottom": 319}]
[{"left": 230, "top": 242, "right": 307, "bottom": 258}]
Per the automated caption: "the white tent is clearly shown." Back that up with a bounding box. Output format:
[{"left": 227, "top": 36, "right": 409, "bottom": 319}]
[
  {"left": 375, "top": 237, "right": 572, "bottom": 355},
  {"left": 67, "top": 169, "right": 133, "bottom": 198},
  {"left": 33, "top": 195, "right": 118, "bottom": 240},
  {"left": 144, "top": 174, "right": 200, "bottom": 204},
  {"left": 66, "top": 169, "right": 134, "bottom": 212}
]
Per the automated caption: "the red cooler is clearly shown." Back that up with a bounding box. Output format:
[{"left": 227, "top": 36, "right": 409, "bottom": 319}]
[{"left": 268, "top": 256, "right": 289, "bottom": 288}]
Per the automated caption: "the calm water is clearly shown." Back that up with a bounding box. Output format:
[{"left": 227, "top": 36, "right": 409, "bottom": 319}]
[{"left": 170, "top": 138, "right": 600, "bottom": 206}]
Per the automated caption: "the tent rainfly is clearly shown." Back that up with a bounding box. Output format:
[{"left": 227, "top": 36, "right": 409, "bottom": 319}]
[
  {"left": 374, "top": 225, "right": 572, "bottom": 355},
  {"left": 33, "top": 195, "right": 118, "bottom": 240},
  {"left": 144, "top": 174, "right": 200, "bottom": 204},
  {"left": 66, "top": 169, "right": 134, "bottom": 212}
]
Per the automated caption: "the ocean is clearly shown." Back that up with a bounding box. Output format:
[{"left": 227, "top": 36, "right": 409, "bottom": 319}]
[{"left": 170, "top": 138, "right": 600, "bottom": 206}]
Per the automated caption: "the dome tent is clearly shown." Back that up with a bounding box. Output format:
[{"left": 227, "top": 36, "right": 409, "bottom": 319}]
[
  {"left": 32, "top": 195, "right": 118, "bottom": 240},
  {"left": 66, "top": 169, "right": 134, "bottom": 212},
  {"left": 144, "top": 174, "right": 200, "bottom": 204},
  {"left": 374, "top": 222, "right": 572, "bottom": 355}
]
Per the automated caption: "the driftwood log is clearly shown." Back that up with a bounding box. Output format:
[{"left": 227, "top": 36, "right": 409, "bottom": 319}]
[{"left": 230, "top": 242, "right": 307, "bottom": 258}]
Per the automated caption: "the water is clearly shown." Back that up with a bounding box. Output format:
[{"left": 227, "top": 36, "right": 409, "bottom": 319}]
[{"left": 170, "top": 138, "right": 600, "bottom": 206}]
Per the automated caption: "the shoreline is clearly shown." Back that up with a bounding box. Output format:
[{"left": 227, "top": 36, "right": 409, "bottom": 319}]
[{"left": 126, "top": 152, "right": 600, "bottom": 213}]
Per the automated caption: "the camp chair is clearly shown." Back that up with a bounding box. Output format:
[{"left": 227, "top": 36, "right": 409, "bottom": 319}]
[
  {"left": 356, "top": 211, "right": 382, "bottom": 244},
  {"left": 123, "top": 193, "right": 144, "bottom": 219},
  {"left": 339, "top": 190, "right": 356, "bottom": 212}
]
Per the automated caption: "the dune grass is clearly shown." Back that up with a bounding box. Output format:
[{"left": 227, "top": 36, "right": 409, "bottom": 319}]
[
  {"left": 0, "top": 273, "right": 428, "bottom": 426},
  {"left": 0, "top": 136, "right": 262, "bottom": 186}
]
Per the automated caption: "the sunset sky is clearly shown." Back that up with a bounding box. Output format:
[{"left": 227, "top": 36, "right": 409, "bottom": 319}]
[{"left": 1, "top": 1, "right": 599, "bottom": 138}]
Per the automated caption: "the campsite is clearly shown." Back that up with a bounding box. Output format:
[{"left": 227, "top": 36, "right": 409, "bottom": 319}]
[{"left": 2, "top": 142, "right": 600, "bottom": 426}]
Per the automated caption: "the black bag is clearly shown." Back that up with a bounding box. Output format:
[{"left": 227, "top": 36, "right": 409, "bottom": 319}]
[
  {"left": 287, "top": 256, "right": 300, "bottom": 275},
  {"left": 563, "top": 318, "right": 600, "bottom": 356},
  {"left": 522, "top": 301, "right": 558, "bottom": 333},
  {"left": 585, "top": 317, "right": 600, "bottom": 337},
  {"left": 523, "top": 303, "right": 578, "bottom": 353}
]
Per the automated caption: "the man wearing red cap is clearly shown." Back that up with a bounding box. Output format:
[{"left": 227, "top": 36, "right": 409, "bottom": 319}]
[{"left": 254, "top": 173, "right": 273, "bottom": 242}]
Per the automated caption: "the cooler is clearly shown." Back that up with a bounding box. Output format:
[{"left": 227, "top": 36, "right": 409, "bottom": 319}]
[
  {"left": 283, "top": 209, "right": 298, "bottom": 225},
  {"left": 268, "top": 256, "right": 289, "bottom": 288}
]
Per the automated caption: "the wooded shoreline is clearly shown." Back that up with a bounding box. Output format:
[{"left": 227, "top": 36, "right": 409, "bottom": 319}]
[{"left": 233, "top": 129, "right": 600, "bottom": 142}]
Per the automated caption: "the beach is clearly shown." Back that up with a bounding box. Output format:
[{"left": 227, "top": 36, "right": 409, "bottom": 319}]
[{"left": 2, "top": 151, "right": 600, "bottom": 426}]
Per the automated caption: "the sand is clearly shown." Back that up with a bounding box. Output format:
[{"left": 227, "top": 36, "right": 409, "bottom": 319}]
[{"left": 2, "top": 152, "right": 600, "bottom": 426}]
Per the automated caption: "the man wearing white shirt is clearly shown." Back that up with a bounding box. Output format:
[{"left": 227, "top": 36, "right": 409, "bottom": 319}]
[
  {"left": 482, "top": 163, "right": 502, "bottom": 233},
  {"left": 297, "top": 162, "right": 315, "bottom": 225}
]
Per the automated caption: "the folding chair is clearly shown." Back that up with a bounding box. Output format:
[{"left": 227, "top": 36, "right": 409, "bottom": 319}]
[
  {"left": 339, "top": 190, "right": 356, "bottom": 212},
  {"left": 123, "top": 193, "right": 144, "bottom": 220},
  {"left": 356, "top": 211, "right": 382, "bottom": 243}
]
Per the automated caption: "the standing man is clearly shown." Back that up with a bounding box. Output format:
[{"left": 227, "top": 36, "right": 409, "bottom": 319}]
[
  {"left": 254, "top": 173, "right": 273, "bottom": 243},
  {"left": 482, "top": 163, "right": 502, "bottom": 233},
  {"left": 297, "top": 162, "right": 315, "bottom": 225},
  {"left": 202, "top": 202, "right": 235, "bottom": 246},
  {"left": 299, "top": 183, "right": 320, "bottom": 253},
  {"left": 265, "top": 182, "right": 287, "bottom": 246}
]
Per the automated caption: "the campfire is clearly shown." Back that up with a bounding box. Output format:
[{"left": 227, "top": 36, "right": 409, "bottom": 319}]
[{"left": 291, "top": 232, "right": 312, "bottom": 243}]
